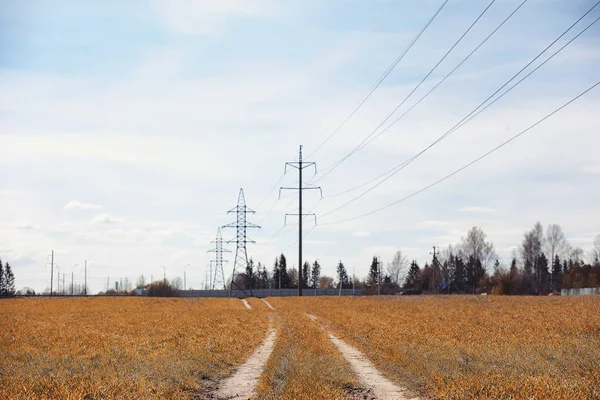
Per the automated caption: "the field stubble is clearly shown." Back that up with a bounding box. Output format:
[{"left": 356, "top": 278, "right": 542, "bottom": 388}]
[
  {"left": 288, "top": 295, "right": 600, "bottom": 400},
  {"left": 0, "top": 297, "right": 268, "bottom": 399}
]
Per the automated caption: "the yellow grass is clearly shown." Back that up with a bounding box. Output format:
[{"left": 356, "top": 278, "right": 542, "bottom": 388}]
[
  {"left": 2, "top": 295, "right": 599, "bottom": 399},
  {"left": 257, "top": 298, "right": 361, "bottom": 399},
  {"left": 293, "top": 295, "right": 600, "bottom": 400},
  {"left": 0, "top": 297, "right": 268, "bottom": 399}
]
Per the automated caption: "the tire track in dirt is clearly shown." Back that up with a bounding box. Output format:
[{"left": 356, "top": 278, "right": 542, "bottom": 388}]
[
  {"left": 306, "top": 314, "right": 420, "bottom": 400},
  {"left": 241, "top": 299, "right": 252, "bottom": 310},
  {"left": 214, "top": 328, "right": 277, "bottom": 399},
  {"left": 261, "top": 299, "right": 276, "bottom": 310}
]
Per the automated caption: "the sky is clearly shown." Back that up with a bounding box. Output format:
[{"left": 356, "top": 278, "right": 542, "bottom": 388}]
[{"left": 1, "top": 0, "right": 599, "bottom": 293}]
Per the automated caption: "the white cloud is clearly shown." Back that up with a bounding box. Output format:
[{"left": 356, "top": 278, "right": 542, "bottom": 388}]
[
  {"left": 582, "top": 165, "right": 600, "bottom": 174},
  {"left": 153, "top": 0, "right": 276, "bottom": 35},
  {"left": 458, "top": 207, "right": 499, "bottom": 213},
  {"left": 14, "top": 219, "right": 37, "bottom": 230},
  {"left": 91, "top": 213, "right": 123, "bottom": 224},
  {"left": 64, "top": 201, "right": 103, "bottom": 211},
  {"left": 352, "top": 231, "right": 371, "bottom": 237}
]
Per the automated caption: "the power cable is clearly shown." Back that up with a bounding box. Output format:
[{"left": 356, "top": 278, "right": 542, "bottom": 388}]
[
  {"left": 318, "top": 8, "right": 600, "bottom": 218},
  {"left": 313, "top": 0, "right": 498, "bottom": 183},
  {"left": 306, "top": 0, "right": 450, "bottom": 159},
  {"left": 320, "top": 79, "right": 600, "bottom": 225}
]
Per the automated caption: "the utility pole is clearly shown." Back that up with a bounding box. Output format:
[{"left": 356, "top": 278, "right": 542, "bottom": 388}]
[
  {"left": 432, "top": 246, "right": 438, "bottom": 294},
  {"left": 71, "top": 264, "right": 77, "bottom": 296},
  {"left": 163, "top": 266, "right": 166, "bottom": 285},
  {"left": 352, "top": 266, "right": 356, "bottom": 295},
  {"left": 280, "top": 145, "right": 321, "bottom": 297},
  {"left": 57, "top": 265, "right": 60, "bottom": 295},
  {"left": 223, "top": 189, "right": 260, "bottom": 297},
  {"left": 50, "top": 250, "right": 54, "bottom": 296},
  {"left": 184, "top": 264, "right": 189, "bottom": 291},
  {"left": 62, "top": 273, "right": 66, "bottom": 295},
  {"left": 84, "top": 260, "right": 87, "bottom": 296},
  {"left": 107, "top": 276, "right": 110, "bottom": 293}
]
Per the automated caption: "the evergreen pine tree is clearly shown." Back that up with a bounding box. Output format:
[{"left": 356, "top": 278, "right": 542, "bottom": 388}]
[
  {"left": 453, "top": 255, "right": 466, "bottom": 293},
  {"left": 272, "top": 258, "right": 280, "bottom": 289},
  {"left": 336, "top": 261, "right": 349, "bottom": 289},
  {"left": 552, "top": 255, "right": 562, "bottom": 293},
  {"left": 5, "top": 263, "right": 15, "bottom": 297},
  {"left": 302, "top": 261, "right": 310, "bottom": 289},
  {"left": 311, "top": 260, "right": 321, "bottom": 289},
  {"left": 367, "top": 256, "right": 379, "bottom": 286},
  {"left": 279, "top": 254, "right": 290, "bottom": 288},
  {"left": 0, "top": 257, "right": 4, "bottom": 297},
  {"left": 404, "top": 261, "right": 421, "bottom": 289}
]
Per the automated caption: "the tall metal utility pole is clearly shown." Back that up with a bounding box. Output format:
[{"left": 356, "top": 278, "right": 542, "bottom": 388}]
[
  {"left": 208, "top": 227, "right": 231, "bottom": 290},
  {"left": 223, "top": 189, "right": 260, "bottom": 297},
  {"left": 50, "top": 250, "right": 54, "bottom": 296},
  {"left": 280, "top": 145, "right": 321, "bottom": 296}
]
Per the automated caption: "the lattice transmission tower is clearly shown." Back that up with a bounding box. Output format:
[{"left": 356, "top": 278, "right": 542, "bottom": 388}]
[
  {"left": 223, "top": 189, "right": 260, "bottom": 297},
  {"left": 207, "top": 227, "right": 230, "bottom": 290}
]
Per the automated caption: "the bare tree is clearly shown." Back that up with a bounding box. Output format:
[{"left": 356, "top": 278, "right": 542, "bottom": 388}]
[
  {"left": 460, "top": 226, "right": 496, "bottom": 269},
  {"left": 171, "top": 277, "right": 183, "bottom": 290},
  {"left": 570, "top": 247, "right": 585, "bottom": 263},
  {"left": 387, "top": 250, "right": 408, "bottom": 286},
  {"left": 520, "top": 222, "right": 544, "bottom": 266},
  {"left": 136, "top": 274, "right": 146, "bottom": 288},
  {"left": 544, "top": 224, "right": 569, "bottom": 263},
  {"left": 591, "top": 234, "right": 600, "bottom": 263}
]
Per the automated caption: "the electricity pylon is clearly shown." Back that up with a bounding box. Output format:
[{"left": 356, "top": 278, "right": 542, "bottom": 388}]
[
  {"left": 223, "top": 189, "right": 260, "bottom": 297},
  {"left": 207, "top": 227, "right": 230, "bottom": 290}
]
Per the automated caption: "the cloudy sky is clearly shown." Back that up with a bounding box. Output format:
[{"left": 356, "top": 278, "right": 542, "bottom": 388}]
[{"left": 1, "top": 0, "right": 599, "bottom": 293}]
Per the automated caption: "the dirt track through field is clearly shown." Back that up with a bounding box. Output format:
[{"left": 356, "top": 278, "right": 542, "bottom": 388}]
[
  {"left": 261, "top": 299, "right": 276, "bottom": 310},
  {"left": 306, "top": 314, "right": 419, "bottom": 400},
  {"left": 241, "top": 299, "right": 252, "bottom": 310},
  {"left": 215, "top": 328, "right": 277, "bottom": 399}
]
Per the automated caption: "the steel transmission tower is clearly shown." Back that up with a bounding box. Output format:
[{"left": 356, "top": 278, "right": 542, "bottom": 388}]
[
  {"left": 280, "top": 145, "right": 321, "bottom": 296},
  {"left": 207, "top": 227, "right": 230, "bottom": 290},
  {"left": 223, "top": 189, "right": 260, "bottom": 297}
]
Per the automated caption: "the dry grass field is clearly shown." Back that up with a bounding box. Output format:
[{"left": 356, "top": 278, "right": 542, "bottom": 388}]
[
  {"left": 0, "top": 297, "right": 269, "bottom": 399},
  {"left": 287, "top": 295, "right": 600, "bottom": 400},
  {"left": 1, "top": 295, "right": 599, "bottom": 399},
  {"left": 257, "top": 299, "right": 360, "bottom": 399}
]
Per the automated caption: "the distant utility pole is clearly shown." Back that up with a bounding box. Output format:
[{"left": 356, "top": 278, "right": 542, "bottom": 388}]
[
  {"left": 107, "top": 276, "right": 110, "bottom": 293},
  {"left": 163, "top": 266, "right": 166, "bottom": 285},
  {"left": 84, "top": 260, "right": 87, "bottom": 296},
  {"left": 62, "top": 273, "right": 66, "bottom": 296},
  {"left": 57, "top": 265, "right": 60, "bottom": 295},
  {"left": 208, "top": 227, "right": 231, "bottom": 290},
  {"left": 431, "top": 246, "right": 438, "bottom": 294},
  {"left": 50, "top": 250, "right": 54, "bottom": 296},
  {"left": 280, "top": 145, "right": 321, "bottom": 297},
  {"left": 71, "top": 264, "right": 77, "bottom": 296},
  {"left": 223, "top": 189, "right": 260, "bottom": 297},
  {"left": 184, "top": 264, "right": 189, "bottom": 291}
]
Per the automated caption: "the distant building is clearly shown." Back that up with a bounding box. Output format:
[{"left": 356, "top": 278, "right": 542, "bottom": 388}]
[{"left": 133, "top": 288, "right": 148, "bottom": 296}]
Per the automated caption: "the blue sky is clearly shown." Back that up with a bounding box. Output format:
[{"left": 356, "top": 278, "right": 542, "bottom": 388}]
[{"left": 1, "top": 0, "right": 599, "bottom": 293}]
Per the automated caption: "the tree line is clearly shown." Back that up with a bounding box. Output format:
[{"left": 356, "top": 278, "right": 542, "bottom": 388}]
[
  {"left": 234, "top": 223, "right": 600, "bottom": 296},
  {"left": 369, "top": 224, "right": 600, "bottom": 295}
]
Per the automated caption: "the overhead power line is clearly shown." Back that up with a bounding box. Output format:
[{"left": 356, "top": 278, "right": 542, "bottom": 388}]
[
  {"left": 318, "top": 6, "right": 600, "bottom": 219},
  {"left": 306, "top": 0, "right": 450, "bottom": 159},
  {"left": 322, "top": 0, "right": 529, "bottom": 201},
  {"left": 313, "top": 0, "right": 498, "bottom": 183},
  {"left": 320, "top": 79, "right": 600, "bottom": 226}
]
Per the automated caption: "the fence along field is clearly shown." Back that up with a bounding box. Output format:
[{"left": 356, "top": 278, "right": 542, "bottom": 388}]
[{"left": 1, "top": 296, "right": 599, "bottom": 399}]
